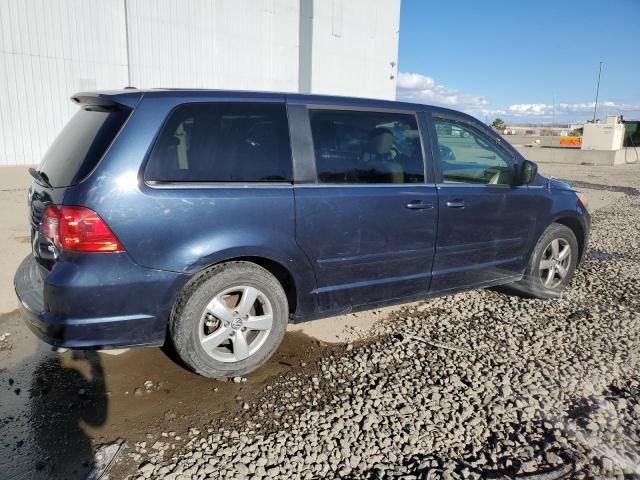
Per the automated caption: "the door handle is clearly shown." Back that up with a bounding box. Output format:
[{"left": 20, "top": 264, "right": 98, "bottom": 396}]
[
  {"left": 445, "top": 200, "right": 466, "bottom": 209},
  {"left": 405, "top": 201, "right": 434, "bottom": 210}
]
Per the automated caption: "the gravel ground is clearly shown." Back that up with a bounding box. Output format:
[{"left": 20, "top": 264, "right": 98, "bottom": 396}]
[{"left": 128, "top": 192, "right": 640, "bottom": 479}]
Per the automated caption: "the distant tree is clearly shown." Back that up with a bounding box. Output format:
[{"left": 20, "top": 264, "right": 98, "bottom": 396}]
[{"left": 491, "top": 118, "right": 506, "bottom": 132}]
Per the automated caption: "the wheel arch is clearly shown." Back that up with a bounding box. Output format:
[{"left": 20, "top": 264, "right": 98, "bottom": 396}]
[
  {"left": 233, "top": 256, "right": 299, "bottom": 315},
  {"left": 182, "top": 250, "right": 317, "bottom": 319}
]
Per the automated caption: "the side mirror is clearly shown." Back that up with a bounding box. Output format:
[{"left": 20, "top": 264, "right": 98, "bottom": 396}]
[{"left": 517, "top": 159, "right": 538, "bottom": 185}]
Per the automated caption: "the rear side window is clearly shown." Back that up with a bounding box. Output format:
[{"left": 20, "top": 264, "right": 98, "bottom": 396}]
[
  {"left": 39, "top": 107, "right": 131, "bottom": 187},
  {"left": 309, "top": 109, "right": 424, "bottom": 184},
  {"left": 145, "top": 103, "right": 292, "bottom": 183}
]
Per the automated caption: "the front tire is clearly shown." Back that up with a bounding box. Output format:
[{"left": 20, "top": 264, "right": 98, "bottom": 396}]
[
  {"left": 170, "top": 261, "right": 288, "bottom": 378},
  {"left": 515, "top": 223, "right": 579, "bottom": 299}
]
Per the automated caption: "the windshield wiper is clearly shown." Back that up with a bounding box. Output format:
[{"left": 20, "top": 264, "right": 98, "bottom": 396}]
[{"left": 28, "top": 168, "right": 53, "bottom": 188}]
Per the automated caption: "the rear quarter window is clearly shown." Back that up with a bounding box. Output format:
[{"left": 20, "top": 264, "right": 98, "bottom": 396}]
[
  {"left": 39, "top": 106, "right": 131, "bottom": 187},
  {"left": 144, "top": 102, "right": 292, "bottom": 183}
]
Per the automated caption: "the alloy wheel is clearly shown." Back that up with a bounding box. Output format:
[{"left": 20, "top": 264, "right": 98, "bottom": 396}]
[
  {"left": 198, "top": 285, "right": 273, "bottom": 363},
  {"left": 539, "top": 238, "right": 571, "bottom": 289}
]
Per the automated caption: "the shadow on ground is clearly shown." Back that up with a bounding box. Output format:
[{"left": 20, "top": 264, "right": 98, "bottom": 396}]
[{"left": 1, "top": 342, "right": 107, "bottom": 480}]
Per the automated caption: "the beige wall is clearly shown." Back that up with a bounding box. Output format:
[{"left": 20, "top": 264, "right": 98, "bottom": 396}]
[{"left": 516, "top": 146, "right": 639, "bottom": 166}]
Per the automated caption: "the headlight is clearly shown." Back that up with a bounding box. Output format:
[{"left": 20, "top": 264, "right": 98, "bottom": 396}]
[{"left": 577, "top": 193, "right": 589, "bottom": 210}]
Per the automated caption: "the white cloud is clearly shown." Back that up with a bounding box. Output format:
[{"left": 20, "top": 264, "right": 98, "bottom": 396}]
[
  {"left": 395, "top": 71, "right": 640, "bottom": 122},
  {"left": 396, "top": 72, "right": 489, "bottom": 111},
  {"left": 507, "top": 101, "right": 640, "bottom": 118},
  {"left": 508, "top": 104, "right": 550, "bottom": 116}
]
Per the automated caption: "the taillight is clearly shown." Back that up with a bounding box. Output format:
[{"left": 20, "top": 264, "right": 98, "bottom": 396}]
[
  {"left": 42, "top": 205, "right": 61, "bottom": 240},
  {"left": 41, "top": 205, "right": 125, "bottom": 253}
]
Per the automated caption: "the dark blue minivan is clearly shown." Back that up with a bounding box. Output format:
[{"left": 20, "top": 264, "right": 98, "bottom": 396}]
[{"left": 15, "top": 90, "right": 590, "bottom": 377}]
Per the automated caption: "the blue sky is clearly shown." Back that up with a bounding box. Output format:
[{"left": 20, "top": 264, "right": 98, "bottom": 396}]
[{"left": 396, "top": 0, "right": 640, "bottom": 124}]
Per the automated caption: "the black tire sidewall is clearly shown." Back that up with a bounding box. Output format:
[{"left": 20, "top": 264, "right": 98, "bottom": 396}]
[
  {"left": 526, "top": 224, "right": 578, "bottom": 298},
  {"left": 171, "top": 262, "right": 288, "bottom": 378}
]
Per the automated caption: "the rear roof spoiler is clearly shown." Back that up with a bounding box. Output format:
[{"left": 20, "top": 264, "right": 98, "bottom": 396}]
[{"left": 70, "top": 90, "right": 143, "bottom": 109}]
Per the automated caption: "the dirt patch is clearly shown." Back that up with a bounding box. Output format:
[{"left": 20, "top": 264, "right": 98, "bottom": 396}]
[
  {"left": 12, "top": 235, "right": 31, "bottom": 244},
  {"left": 560, "top": 179, "right": 640, "bottom": 197},
  {"left": 105, "top": 332, "right": 342, "bottom": 477},
  {"left": 91, "top": 331, "right": 334, "bottom": 438},
  {"left": 0, "top": 326, "right": 343, "bottom": 479}
]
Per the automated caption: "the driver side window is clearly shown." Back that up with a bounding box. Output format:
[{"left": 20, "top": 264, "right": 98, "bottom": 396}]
[{"left": 434, "top": 118, "right": 514, "bottom": 185}]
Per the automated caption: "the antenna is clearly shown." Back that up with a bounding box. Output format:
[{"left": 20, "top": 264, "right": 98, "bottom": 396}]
[{"left": 592, "top": 61, "right": 603, "bottom": 123}]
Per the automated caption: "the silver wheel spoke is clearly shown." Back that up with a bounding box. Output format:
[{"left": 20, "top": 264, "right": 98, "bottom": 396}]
[
  {"left": 232, "top": 331, "right": 250, "bottom": 360},
  {"left": 558, "top": 245, "right": 570, "bottom": 261},
  {"left": 556, "top": 263, "right": 568, "bottom": 279},
  {"left": 206, "top": 297, "right": 235, "bottom": 324},
  {"left": 201, "top": 327, "right": 233, "bottom": 352},
  {"left": 551, "top": 239, "right": 560, "bottom": 259},
  {"left": 236, "top": 287, "right": 259, "bottom": 317},
  {"left": 245, "top": 313, "right": 273, "bottom": 331},
  {"left": 545, "top": 266, "right": 555, "bottom": 286},
  {"left": 539, "top": 259, "right": 555, "bottom": 270}
]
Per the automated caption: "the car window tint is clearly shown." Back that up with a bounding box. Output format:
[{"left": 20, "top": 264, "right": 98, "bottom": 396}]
[
  {"left": 434, "top": 119, "right": 514, "bottom": 185},
  {"left": 309, "top": 109, "right": 425, "bottom": 184},
  {"left": 145, "top": 103, "right": 292, "bottom": 182},
  {"left": 39, "top": 106, "right": 131, "bottom": 187}
]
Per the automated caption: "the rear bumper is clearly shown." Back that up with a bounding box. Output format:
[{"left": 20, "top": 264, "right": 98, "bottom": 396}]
[{"left": 14, "top": 254, "right": 188, "bottom": 349}]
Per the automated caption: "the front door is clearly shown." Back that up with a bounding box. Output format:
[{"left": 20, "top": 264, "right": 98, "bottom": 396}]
[
  {"left": 292, "top": 106, "right": 437, "bottom": 313},
  {"left": 429, "top": 115, "right": 535, "bottom": 293}
]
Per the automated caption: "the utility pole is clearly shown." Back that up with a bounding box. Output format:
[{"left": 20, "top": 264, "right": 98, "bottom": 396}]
[
  {"left": 124, "top": 0, "right": 132, "bottom": 87},
  {"left": 592, "top": 61, "right": 603, "bottom": 123}
]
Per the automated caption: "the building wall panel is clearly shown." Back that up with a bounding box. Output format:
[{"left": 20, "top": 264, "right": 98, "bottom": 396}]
[
  {"left": 310, "top": 0, "right": 400, "bottom": 100},
  {"left": 126, "top": 0, "right": 300, "bottom": 92},
  {"left": 0, "top": 0, "right": 128, "bottom": 166},
  {"left": 0, "top": 0, "right": 401, "bottom": 166}
]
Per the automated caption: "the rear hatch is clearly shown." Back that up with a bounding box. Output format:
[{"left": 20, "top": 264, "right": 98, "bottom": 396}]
[{"left": 29, "top": 92, "right": 136, "bottom": 268}]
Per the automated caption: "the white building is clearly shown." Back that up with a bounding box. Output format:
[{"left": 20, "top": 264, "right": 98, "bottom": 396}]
[{"left": 0, "top": 0, "right": 400, "bottom": 166}]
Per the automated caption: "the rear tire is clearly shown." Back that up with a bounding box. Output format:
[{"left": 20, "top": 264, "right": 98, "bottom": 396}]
[
  {"left": 513, "top": 223, "right": 579, "bottom": 299},
  {"left": 170, "top": 261, "right": 288, "bottom": 378}
]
